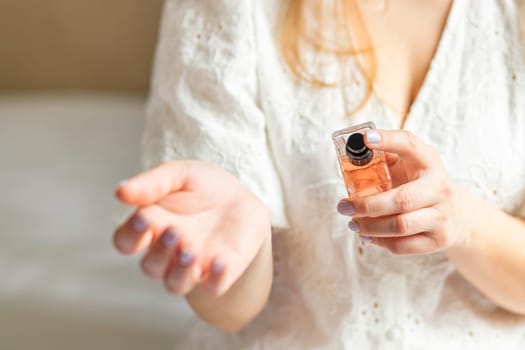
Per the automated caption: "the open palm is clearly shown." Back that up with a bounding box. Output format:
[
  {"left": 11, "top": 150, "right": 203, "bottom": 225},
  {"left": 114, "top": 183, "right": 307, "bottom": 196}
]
[{"left": 113, "top": 161, "right": 271, "bottom": 296}]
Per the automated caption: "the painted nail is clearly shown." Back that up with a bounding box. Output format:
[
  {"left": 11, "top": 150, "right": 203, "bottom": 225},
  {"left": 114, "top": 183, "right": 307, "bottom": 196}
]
[
  {"left": 162, "top": 230, "right": 179, "bottom": 248},
  {"left": 211, "top": 260, "right": 225, "bottom": 275},
  {"left": 348, "top": 220, "right": 360, "bottom": 232},
  {"left": 132, "top": 216, "right": 148, "bottom": 232},
  {"left": 178, "top": 250, "right": 194, "bottom": 267},
  {"left": 337, "top": 201, "right": 355, "bottom": 216},
  {"left": 116, "top": 233, "right": 135, "bottom": 251},
  {"left": 360, "top": 235, "right": 373, "bottom": 243},
  {"left": 366, "top": 130, "right": 382, "bottom": 143}
]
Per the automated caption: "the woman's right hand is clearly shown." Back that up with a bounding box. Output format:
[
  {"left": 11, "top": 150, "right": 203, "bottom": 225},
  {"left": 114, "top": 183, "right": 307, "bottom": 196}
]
[{"left": 113, "top": 160, "right": 272, "bottom": 297}]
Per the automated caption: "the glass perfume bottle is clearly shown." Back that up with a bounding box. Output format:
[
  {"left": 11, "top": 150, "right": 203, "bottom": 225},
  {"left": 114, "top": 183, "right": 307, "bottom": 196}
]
[{"left": 332, "top": 122, "right": 392, "bottom": 199}]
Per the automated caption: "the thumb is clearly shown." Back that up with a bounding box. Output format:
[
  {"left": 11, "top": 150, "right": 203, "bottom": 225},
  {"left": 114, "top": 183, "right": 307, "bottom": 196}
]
[{"left": 116, "top": 161, "right": 191, "bottom": 206}]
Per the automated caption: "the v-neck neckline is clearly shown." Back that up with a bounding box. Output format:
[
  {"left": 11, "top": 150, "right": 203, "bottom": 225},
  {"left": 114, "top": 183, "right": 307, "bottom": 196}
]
[{"left": 378, "top": 0, "right": 461, "bottom": 130}]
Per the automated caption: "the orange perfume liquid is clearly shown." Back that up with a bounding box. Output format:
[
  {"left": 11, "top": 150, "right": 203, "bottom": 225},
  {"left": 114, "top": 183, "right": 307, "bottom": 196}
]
[
  {"left": 340, "top": 152, "right": 392, "bottom": 199},
  {"left": 332, "top": 122, "right": 392, "bottom": 199}
]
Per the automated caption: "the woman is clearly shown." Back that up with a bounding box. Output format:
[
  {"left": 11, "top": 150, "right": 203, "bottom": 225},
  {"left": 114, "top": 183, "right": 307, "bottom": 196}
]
[{"left": 113, "top": 0, "right": 525, "bottom": 348}]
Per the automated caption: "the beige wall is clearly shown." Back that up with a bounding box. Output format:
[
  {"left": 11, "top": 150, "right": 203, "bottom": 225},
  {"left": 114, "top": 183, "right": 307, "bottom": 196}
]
[{"left": 0, "top": 0, "right": 164, "bottom": 93}]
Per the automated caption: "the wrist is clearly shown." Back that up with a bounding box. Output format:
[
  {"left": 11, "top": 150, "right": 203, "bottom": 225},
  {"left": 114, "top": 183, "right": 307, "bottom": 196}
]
[{"left": 446, "top": 186, "right": 484, "bottom": 256}]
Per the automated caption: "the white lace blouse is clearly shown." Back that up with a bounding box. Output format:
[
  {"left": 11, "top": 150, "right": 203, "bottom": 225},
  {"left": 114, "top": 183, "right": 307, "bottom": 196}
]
[{"left": 143, "top": 0, "right": 525, "bottom": 349}]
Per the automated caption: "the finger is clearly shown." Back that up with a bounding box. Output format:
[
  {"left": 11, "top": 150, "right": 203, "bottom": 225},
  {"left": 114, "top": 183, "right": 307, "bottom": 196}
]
[
  {"left": 157, "top": 191, "right": 217, "bottom": 215},
  {"left": 164, "top": 243, "right": 202, "bottom": 296},
  {"left": 384, "top": 152, "right": 400, "bottom": 167},
  {"left": 141, "top": 228, "right": 181, "bottom": 280},
  {"left": 204, "top": 199, "right": 271, "bottom": 297},
  {"left": 113, "top": 215, "right": 153, "bottom": 255},
  {"left": 348, "top": 178, "right": 449, "bottom": 217},
  {"left": 370, "top": 234, "right": 438, "bottom": 256},
  {"left": 364, "top": 129, "right": 435, "bottom": 167},
  {"left": 113, "top": 205, "right": 178, "bottom": 255},
  {"left": 199, "top": 257, "right": 228, "bottom": 296},
  {"left": 116, "top": 161, "right": 191, "bottom": 206},
  {"left": 349, "top": 207, "right": 445, "bottom": 237}
]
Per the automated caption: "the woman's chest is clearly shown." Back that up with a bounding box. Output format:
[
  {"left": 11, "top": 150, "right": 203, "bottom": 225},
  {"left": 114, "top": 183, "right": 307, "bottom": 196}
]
[
  {"left": 257, "top": 0, "right": 525, "bottom": 214},
  {"left": 359, "top": 0, "right": 454, "bottom": 121}
]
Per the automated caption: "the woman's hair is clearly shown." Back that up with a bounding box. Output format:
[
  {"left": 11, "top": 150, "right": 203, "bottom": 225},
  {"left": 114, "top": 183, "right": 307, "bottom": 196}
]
[{"left": 280, "top": 0, "right": 376, "bottom": 113}]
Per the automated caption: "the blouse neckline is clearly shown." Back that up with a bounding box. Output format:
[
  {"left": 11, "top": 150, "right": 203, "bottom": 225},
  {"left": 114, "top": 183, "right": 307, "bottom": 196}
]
[{"left": 379, "top": 0, "right": 462, "bottom": 130}]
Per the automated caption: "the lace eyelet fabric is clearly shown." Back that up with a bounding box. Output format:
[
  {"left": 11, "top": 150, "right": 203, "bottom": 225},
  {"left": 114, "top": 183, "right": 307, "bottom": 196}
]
[{"left": 143, "top": 0, "right": 525, "bottom": 348}]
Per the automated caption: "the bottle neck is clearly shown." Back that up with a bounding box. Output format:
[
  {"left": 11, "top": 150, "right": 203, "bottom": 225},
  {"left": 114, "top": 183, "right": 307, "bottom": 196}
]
[{"left": 347, "top": 148, "right": 374, "bottom": 166}]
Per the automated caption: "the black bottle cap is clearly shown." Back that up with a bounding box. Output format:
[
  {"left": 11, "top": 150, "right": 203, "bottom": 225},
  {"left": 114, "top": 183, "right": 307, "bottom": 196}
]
[{"left": 346, "top": 133, "right": 373, "bottom": 166}]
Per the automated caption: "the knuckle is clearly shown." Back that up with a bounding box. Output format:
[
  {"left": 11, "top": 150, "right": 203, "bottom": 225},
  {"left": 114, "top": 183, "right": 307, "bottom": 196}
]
[
  {"left": 357, "top": 198, "right": 372, "bottom": 216},
  {"left": 390, "top": 239, "right": 418, "bottom": 256},
  {"left": 395, "top": 188, "right": 415, "bottom": 212},
  {"left": 403, "top": 130, "right": 419, "bottom": 149},
  {"left": 389, "top": 240, "right": 406, "bottom": 255},
  {"left": 134, "top": 207, "right": 148, "bottom": 218},
  {"left": 435, "top": 210, "right": 448, "bottom": 225},
  {"left": 135, "top": 205, "right": 158, "bottom": 220},
  {"left": 433, "top": 229, "right": 451, "bottom": 248},
  {"left": 135, "top": 204, "right": 162, "bottom": 221},
  {"left": 392, "top": 215, "right": 410, "bottom": 235},
  {"left": 354, "top": 218, "right": 367, "bottom": 233},
  {"left": 437, "top": 235, "right": 449, "bottom": 248}
]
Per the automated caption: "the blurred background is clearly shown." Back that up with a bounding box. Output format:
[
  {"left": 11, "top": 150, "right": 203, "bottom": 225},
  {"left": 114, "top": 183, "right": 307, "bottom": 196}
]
[{"left": 0, "top": 1, "right": 195, "bottom": 349}]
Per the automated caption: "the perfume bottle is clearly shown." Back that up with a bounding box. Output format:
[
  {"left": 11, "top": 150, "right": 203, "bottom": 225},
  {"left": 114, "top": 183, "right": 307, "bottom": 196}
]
[{"left": 332, "top": 122, "right": 392, "bottom": 199}]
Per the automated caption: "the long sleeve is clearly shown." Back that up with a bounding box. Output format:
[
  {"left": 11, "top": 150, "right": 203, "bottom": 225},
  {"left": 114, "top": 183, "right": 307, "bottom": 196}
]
[{"left": 142, "top": 0, "right": 288, "bottom": 228}]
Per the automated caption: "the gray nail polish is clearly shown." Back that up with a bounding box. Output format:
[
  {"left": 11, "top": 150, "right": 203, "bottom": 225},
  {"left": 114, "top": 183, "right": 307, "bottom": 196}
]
[
  {"left": 348, "top": 220, "right": 360, "bottom": 232},
  {"left": 162, "top": 230, "right": 179, "bottom": 248},
  {"left": 337, "top": 201, "right": 355, "bottom": 216},
  {"left": 212, "top": 260, "right": 225, "bottom": 274},
  {"left": 179, "top": 250, "right": 194, "bottom": 267},
  {"left": 366, "top": 130, "right": 382, "bottom": 143},
  {"left": 132, "top": 217, "right": 148, "bottom": 232}
]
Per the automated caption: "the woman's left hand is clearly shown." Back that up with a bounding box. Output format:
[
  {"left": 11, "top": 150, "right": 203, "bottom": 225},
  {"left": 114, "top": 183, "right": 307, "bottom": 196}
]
[{"left": 337, "top": 129, "right": 472, "bottom": 255}]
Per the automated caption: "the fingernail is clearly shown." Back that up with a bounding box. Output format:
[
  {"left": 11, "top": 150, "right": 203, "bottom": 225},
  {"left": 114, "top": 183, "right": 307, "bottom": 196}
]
[
  {"left": 116, "top": 233, "right": 134, "bottom": 251},
  {"left": 360, "top": 235, "right": 373, "bottom": 243},
  {"left": 118, "top": 180, "right": 128, "bottom": 187},
  {"left": 162, "top": 230, "right": 179, "bottom": 248},
  {"left": 366, "top": 130, "right": 382, "bottom": 143},
  {"left": 178, "top": 250, "right": 194, "bottom": 267},
  {"left": 337, "top": 201, "right": 355, "bottom": 216},
  {"left": 132, "top": 216, "right": 148, "bottom": 232},
  {"left": 348, "top": 220, "right": 360, "bottom": 232},
  {"left": 211, "top": 260, "right": 225, "bottom": 275}
]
